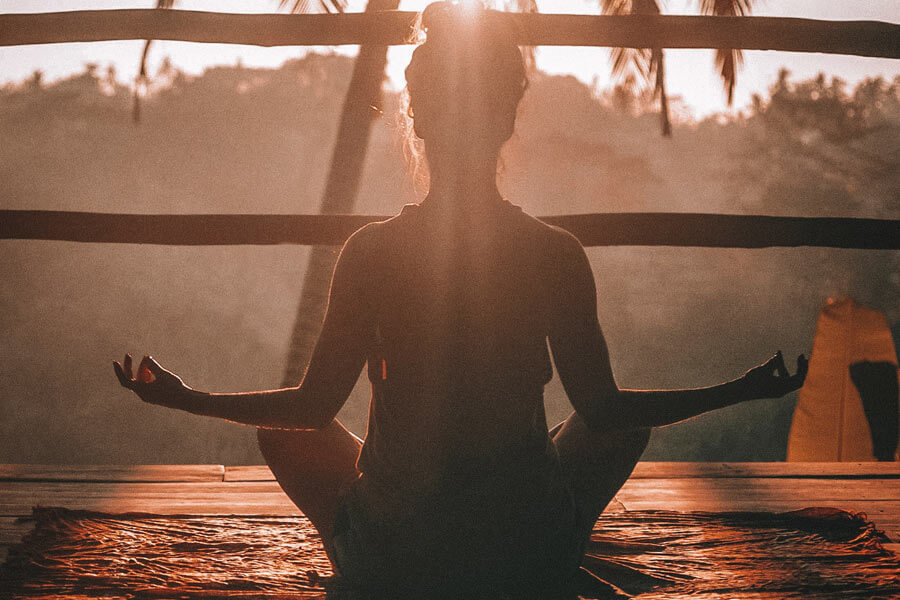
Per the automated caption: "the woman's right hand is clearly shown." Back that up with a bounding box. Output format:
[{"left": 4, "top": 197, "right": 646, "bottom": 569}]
[
  {"left": 739, "top": 351, "right": 808, "bottom": 400},
  {"left": 113, "top": 354, "right": 191, "bottom": 410}
]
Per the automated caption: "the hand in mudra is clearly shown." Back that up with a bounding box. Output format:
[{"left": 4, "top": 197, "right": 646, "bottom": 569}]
[
  {"left": 113, "top": 354, "right": 190, "bottom": 409},
  {"left": 740, "top": 351, "right": 808, "bottom": 400}
]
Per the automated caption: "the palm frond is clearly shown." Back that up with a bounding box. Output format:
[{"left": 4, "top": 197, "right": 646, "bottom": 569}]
[
  {"left": 698, "top": 0, "right": 752, "bottom": 104},
  {"left": 601, "top": 0, "right": 671, "bottom": 135}
]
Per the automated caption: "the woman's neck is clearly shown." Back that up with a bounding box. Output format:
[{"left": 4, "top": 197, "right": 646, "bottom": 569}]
[
  {"left": 424, "top": 145, "right": 503, "bottom": 208},
  {"left": 426, "top": 175, "right": 502, "bottom": 207}
]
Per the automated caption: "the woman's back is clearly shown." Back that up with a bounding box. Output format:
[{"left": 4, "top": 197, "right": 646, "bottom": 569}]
[
  {"left": 333, "top": 198, "right": 583, "bottom": 594},
  {"left": 356, "top": 198, "right": 564, "bottom": 486}
]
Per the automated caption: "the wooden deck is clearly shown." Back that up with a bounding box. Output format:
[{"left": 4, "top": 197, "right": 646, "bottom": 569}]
[{"left": 2, "top": 462, "right": 899, "bottom": 563}]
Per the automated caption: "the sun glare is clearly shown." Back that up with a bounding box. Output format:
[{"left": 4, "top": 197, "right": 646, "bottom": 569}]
[{"left": 451, "top": 0, "right": 485, "bottom": 18}]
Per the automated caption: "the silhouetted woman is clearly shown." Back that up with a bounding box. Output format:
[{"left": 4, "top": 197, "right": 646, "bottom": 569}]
[{"left": 115, "top": 3, "right": 807, "bottom": 598}]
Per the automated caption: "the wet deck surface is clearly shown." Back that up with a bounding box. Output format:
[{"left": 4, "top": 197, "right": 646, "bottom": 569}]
[{"left": 2, "top": 462, "right": 899, "bottom": 563}]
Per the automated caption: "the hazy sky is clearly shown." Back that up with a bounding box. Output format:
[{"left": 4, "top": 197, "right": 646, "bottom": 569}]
[{"left": 1, "top": 0, "right": 898, "bottom": 117}]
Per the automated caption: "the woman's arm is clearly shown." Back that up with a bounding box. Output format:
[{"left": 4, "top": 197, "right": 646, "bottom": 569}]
[
  {"left": 547, "top": 230, "right": 807, "bottom": 432},
  {"left": 613, "top": 350, "right": 805, "bottom": 429},
  {"left": 114, "top": 226, "right": 375, "bottom": 430}
]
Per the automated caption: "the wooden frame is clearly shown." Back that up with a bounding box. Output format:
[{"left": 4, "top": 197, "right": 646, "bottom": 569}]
[
  {"left": 2, "top": 9, "right": 898, "bottom": 249},
  {"left": 3, "top": 210, "right": 898, "bottom": 249},
  {"left": 1, "top": 10, "right": 898, "bottom": 58}
]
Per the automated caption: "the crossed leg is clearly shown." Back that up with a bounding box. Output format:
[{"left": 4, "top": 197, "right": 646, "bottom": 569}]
[
  {"left": 550, "top": 412, "right": 651, "bottom": 546},
  {"left": 256, "top": 420, "right": 362, "bottom": 563},
  {"left": 258, "top": 413, "right": 648, "bottom": 572}
]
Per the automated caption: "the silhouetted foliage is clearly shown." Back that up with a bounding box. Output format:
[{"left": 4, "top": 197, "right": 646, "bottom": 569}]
[
  {"left": 600, "top": 0, "right": 756, "bottom": 135},
  {"left": 727, "top": 71, "right": 900, "bottom": 333}
]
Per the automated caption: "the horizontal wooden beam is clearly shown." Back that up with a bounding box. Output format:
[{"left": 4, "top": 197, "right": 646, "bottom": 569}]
[
  {"left": 2, "top": 210, "right": 898, "bottom": 249},
  {"left": 0, "top": 464, "right": 225, "bottom": 483},
  {"left": 1, "top": 10, "right": 898, "bottom": 58},
  {"left": 224, "top": 462, "right": 900, "bottom": 482}
]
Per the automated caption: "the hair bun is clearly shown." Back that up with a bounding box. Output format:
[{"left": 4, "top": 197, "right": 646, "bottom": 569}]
[
  {"left": 421, "top": 2, "right": 477, "bottom": 44},
  {"left": 406, "top": 2, "right": 527, "bottom": 125},
  {"left": 421, "top": 2, "right": 517, "bottom": 46}
]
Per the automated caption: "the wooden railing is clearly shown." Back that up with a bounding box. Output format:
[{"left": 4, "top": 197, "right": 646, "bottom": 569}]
[
  {"left": 1, "top": 10, "right": 898, "bottom": 58},
  {"left": 3, "top": 210, "right": 898, "bottom": 249},
  {"left": 2, "top": 9, "right": 898, "bottom": 250}
]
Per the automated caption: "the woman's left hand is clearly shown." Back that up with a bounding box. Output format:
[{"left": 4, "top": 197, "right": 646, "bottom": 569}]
[
  {"left": 113, "top": 354, "right": 191, "bottom": 410},
  {"left": 739, "top": 351, "right": 809, "bottom": 400}
]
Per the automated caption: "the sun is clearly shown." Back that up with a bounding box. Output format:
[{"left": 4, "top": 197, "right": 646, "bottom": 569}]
[{"left": 452, "top": 0, "right": 485, "bottom": 14}]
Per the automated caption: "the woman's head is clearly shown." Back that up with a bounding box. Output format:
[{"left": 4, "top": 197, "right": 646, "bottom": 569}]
[{"left": 404, "top": 2, "right": 527, "bottom": 163}]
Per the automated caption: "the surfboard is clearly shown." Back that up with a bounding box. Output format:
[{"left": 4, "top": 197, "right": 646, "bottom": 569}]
[{"left": 787, "top": 297, "right": 900, "bottom": 462}]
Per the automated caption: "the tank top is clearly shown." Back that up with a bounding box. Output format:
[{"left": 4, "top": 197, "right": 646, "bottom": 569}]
[{"left": 333, "top": 198, "right": 581, "bottom": 593}]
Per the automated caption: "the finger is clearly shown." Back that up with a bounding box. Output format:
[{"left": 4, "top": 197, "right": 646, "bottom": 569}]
[
  {"left": 760, "top": 353, "right": 780, "bottom": 374},
  {"left": 113, "top": 361, "right": 132, "bottom": 388},
  {"left": 774, "top": 350, "right": 789, "bottom": 378},
  {"left": 124, "top": 354, "right": 133, "bottom": 380},
  {"left": 137, "top": 356, "right": 156, "bottom": 384},
  {"left": 785, "top": 355, "right": 809, "bottom": 391}
]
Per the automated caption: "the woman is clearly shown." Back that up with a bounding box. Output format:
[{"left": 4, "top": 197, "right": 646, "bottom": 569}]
[{"left": 115, "top": 3, "right": 807, "bottom": 598}]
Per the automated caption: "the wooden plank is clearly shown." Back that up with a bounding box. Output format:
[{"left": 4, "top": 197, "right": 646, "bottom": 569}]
[
  {"left": 618, "top": 478, "right": 900, "bottom": 500},
  {"left": 3, "top": 466, "right": 899, "bottom": 541},
  {"left": 0, "top": 481, "right": 300, "bottom": 516},
  {"left": 0, "top": 481, "right": 284, "bottom": 495},
  {"left": 1, "top": 11, "right": 898, "bottom": 59},
  {"left": 3, "top": 210, "right": 900, "bottom": 249},
  {"left": 226, "top": 463, "right": 900, "bottom": 481},
  {"left": 225, "top": 465, "right": 274, "bottom": 482},
  {"left": 614, "top": 499, "right": 900, "bottom": 537},
  {"left": 0, "top": 464, "right": 224, "bottom": 483},
  {"left": 0, "top": 500, "right": 301, "bottom": 517},
  {"left": 631, "top": 461, "right": 900, "bottom": 479},
  {"left": 3, "top": 478, "right": 900, "bottom": 510}
]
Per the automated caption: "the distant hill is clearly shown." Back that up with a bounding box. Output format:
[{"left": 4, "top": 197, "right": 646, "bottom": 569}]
[{"left": 2, "top": 55, "right": 897, "bottom": 464}]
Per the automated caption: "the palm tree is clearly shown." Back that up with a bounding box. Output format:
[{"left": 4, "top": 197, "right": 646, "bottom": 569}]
[
  {"left": 600, "top": 0, "right": 753, "bottom": 135},
  {"left": 280, "top": 0, "right": 400, "bottom": 387}
]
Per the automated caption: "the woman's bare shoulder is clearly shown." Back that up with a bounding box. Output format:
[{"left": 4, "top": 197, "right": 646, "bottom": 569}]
[
  {"left": 513, "top": 207, "right": 585, "bottom": 258},
  {"left": 339, "top": 204, "right": 421, "bottom": 260}
]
